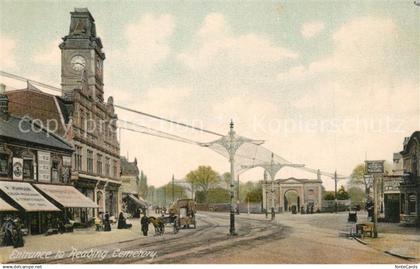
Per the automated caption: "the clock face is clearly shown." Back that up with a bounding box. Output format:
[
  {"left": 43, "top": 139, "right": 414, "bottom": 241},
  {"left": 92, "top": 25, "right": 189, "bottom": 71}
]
[{"left": 70, "top": 55, "right": 86, "bottom": 71}]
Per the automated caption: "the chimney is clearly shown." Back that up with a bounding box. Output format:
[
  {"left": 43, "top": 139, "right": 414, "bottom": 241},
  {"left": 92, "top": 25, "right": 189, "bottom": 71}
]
[{"left": 0, "top": 83, "right": 9, "bottom": 120}]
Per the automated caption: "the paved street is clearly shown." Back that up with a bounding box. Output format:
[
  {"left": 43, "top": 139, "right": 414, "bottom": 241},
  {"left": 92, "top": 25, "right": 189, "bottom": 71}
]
[{"left": 4, "top": 211, "right": 418, "bottom": 264}]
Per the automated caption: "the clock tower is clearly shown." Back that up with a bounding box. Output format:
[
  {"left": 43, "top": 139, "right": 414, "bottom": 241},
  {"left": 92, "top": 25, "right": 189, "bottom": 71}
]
[{"left": 60, "top": 8, "right": 105, "bottom": 102}]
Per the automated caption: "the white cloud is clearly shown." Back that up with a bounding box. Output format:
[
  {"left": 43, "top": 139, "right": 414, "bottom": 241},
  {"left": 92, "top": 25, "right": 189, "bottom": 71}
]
[
  {"left": 109, "top": 14, "right": 175, "bottom": 74},
  {"left": 178, "top": 13, "right": 298, "bottom": 70},
  {"left": 0, "top": 34, "right": 17, "bottom": 70},
  {"left": 279, "top": 17, "right": 401, "bottom": 82},
  {"left": 301, "top": 21, "right": 325, "bottom": 38},
  {"left": 33, "top": 40, "right": 60, "bottom": 66}
]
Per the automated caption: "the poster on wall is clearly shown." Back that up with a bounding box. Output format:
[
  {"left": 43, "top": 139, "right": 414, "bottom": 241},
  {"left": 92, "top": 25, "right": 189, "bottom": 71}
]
[
  {"left": 63, "top": 156, "right": 71, "bottom": 167},
  {"left": 37, "top": 151, "right": 51, "bottom": 182},
  {"left": 12, "top": 158, "right": 23, "bottom": 180}
]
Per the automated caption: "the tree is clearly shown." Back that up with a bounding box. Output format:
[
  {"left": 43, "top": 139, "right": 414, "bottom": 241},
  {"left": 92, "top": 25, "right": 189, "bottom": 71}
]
[
  {"left": 349, "top": 163, "right": 368, "bottom": 195},
  {"left": 245, "top": 185, "right": 263, "bottom": 203},
  {"left": 348, "top": 186, "right": 365, "bottom": 205},
  {"left": 221, "top": 172, "right": 231, "bottom": 189},
  {"left": 323, "top": 192, "right": 335, "bottom": 200},
  {"left": 138, "top": 170, "right": 148, "bottom": 198},
  {"left": 336, "top": 185, "right": 350, "bottom": 200},
  {"left": 196, "top": 187, "right": 230, "bottom": 203},
  {"left": 147, "top": 185, "right": 155, "bottom": 204},
  {"left": 186, "top": 166, "right": 221, "bottom": 204}
]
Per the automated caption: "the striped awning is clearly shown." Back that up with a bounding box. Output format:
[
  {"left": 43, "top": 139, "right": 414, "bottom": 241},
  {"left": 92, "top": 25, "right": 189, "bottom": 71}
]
[
  {"left": 0, "top": 196, "right": 17, "bottom": 211},
  {"left": 34, "top": 184, "right": 98, "bottom": 208},
  {"left": 0, "top": 181, "right": 59, "bottom": 212}
]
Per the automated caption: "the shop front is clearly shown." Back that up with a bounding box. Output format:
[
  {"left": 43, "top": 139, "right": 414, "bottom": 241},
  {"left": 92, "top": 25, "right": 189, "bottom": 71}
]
[
  {"left": 34, "top": 184, "right": 99, "bottom": 226},
  {"left": 0, "top": 181, "right": 60, "bottom": 234}
]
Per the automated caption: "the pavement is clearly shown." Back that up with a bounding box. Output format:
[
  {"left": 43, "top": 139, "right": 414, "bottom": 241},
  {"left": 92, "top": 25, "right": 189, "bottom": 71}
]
[
  {"left": 350, "top": 212, "right": 420, "bottom": 260},
  {"left": 0, "top": 218, "right": 144, "bottom": 263},
  {"left": 0, "top": 211, "right": 419, "bottom": 264}
]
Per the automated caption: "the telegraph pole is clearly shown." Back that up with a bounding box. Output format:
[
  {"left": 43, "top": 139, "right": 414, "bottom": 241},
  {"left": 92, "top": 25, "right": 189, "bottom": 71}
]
[
  {"left": 334, "top": 170, "right": 338, "bottom": 213},
  {"left": 228, "top": 120, "right": 237, "bottom": 235},
  {"left": 172, "top": 174, "right": 175, "bottom": 203}
]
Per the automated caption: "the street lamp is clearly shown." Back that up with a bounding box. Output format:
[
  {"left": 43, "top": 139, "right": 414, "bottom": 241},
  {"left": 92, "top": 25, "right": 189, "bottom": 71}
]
[{"left": 201, "top": 120, "right": 264, "bottom": 235}]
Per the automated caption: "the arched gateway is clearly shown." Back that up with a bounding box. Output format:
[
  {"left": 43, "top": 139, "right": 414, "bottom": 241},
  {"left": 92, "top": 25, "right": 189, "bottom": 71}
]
[{"left": 262, "top": 177, "right": 323, "bottom": 213}]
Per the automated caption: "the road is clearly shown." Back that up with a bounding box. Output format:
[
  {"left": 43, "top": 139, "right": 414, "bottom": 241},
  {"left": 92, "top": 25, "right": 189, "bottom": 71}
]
[{"left": 11, "top": 212, "right": 410, "bottom": 264}]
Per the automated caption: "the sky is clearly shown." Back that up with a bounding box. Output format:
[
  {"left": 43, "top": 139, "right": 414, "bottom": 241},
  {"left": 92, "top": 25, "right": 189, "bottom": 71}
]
[{"left": 0, "top": 0, "right": 419, "bottom": 190}]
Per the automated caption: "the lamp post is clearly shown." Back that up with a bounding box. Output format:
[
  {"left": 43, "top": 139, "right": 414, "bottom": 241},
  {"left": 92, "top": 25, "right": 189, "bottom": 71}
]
[{"left": 201, "top": 120, "right": 263, "bottom": 235}]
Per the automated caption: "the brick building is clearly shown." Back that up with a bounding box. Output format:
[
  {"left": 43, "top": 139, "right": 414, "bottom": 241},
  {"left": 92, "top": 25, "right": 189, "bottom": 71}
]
[{"left": 6, "top": 8, "right": 121, "bottom": 222}]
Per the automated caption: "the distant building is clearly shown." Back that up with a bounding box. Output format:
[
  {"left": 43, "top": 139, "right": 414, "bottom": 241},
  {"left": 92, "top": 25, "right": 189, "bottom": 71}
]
[
  {"left": 120, "top": 157, "right": 147, "bottom": 217},
  {"left": 6, "top": 8, "right": 121, "bottom": 222},
  {"left": 399, "top": 131, "right": 420, "bottom": 226},
  {"left": 262, "top": 177, "right": 323, "bottom": 213}
]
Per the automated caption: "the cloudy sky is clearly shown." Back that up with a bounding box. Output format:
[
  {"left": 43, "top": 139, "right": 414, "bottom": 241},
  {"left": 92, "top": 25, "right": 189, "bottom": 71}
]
[{"left": 0, "top": 1, "right": 419, "bottom": 190}]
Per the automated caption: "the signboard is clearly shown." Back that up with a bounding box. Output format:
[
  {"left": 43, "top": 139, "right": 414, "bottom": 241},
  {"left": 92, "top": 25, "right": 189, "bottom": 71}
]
[
  {"left": 365, "top": 160, "right": 385, "bottom": 174},
  {"left": 12, "top": 158, "right": 23, "bottom": 180},
  {"left": 63, "top": 156, "right": 72, "bottom": 167},
  {"left": 0, "top": 181, "right": 59, "bottom": 211},
  {"left": 37, "top": 151, "right": 51, "bottom": 182},
  {"left": 383, "top": 176, "right": 403, "bottom": 193}
]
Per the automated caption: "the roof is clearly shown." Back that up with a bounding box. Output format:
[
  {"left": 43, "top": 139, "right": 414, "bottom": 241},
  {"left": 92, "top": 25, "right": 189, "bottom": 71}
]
[
  {"left": 0, "top": 115, "right": 73, "bottom": 152},
  {"left": 275, "top": 177, "right": 323, "bottom": 184},
  {"left": 6, "top": 88, "right": 69, "bottom": 136},
  {"left": 120, "top": 157, "right": 139, "bottom": 176},
  {"left": 400, "top": 131, "right": 420, "bottom": 155}
]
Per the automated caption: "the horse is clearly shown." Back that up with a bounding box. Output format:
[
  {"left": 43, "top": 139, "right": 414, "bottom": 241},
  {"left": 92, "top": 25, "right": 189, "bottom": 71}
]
[{"left": 148, "top": 216, "right": 165, "bottom": 235}]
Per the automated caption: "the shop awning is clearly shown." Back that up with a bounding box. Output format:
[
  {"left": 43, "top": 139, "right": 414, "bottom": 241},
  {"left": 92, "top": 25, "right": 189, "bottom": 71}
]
[
  {"left": 0, "top": 196, "right": 17, "bottom": 211},
  {"left": 0, "top": 181, "right": 59, "bottom": 212},
  {"left": 34, "top": 184, "right": 99, "bottom": 208},
  {"left": 128, "top": 194, "right": 147, "bottom": 208}
]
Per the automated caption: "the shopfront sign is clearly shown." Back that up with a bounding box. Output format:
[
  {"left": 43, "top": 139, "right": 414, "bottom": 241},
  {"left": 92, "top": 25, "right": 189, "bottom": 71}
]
[
  {"left": 37, "top": 151, "right": 51, "bottom": 182},
  {"left": 365, "top": 160, "right": 385, "bottom": 174},
  {"left": 383, "top": 176, "right": 403, "bottom": 193}
]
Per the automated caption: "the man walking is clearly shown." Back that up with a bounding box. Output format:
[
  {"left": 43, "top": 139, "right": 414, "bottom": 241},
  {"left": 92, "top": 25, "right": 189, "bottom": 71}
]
[{"left": 141, "top": 213, "right": 149, "bottom": 236}]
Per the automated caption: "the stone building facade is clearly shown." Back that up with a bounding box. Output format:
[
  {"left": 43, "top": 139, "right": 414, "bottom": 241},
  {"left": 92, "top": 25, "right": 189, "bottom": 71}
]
[
  {"left": 262, "top": 177, "right": 323, "bottom": 213},
  {"left": 6, "top": 8, "right": 121, "bottom": 221},
  {"left": 399, "top": 131, "right": 420, "bottom": 226}
]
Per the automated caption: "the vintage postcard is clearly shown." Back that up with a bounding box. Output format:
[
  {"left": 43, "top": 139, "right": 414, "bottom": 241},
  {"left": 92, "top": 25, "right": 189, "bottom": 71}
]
[{"left": 0, "top": 0, "right": 419, "bottom": 267}]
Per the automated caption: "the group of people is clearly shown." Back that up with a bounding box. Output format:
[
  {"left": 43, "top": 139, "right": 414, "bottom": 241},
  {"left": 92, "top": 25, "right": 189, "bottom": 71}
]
[
  {"left": 0, "top": 216, "right": 24, "bottom": 248},
  {"left": 95, "top": 212, "right": 112, "bottom": 231}
]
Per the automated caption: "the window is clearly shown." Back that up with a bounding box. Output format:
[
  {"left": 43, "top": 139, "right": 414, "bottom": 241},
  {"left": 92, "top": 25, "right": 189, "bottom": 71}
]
[
  {"left": 97, "top": 154, "right": 102, "bottom": 175},
  {"left": 0, "top": 153, "right": 9, "bottom": 175},
  {"left": 23, "top": 159, "right": 34, "bottom": 180},
  {"left": 75, "top": 146, "right": 83, "bottom": 171},
  {"left": 87, "top": 150, "right": 93, "bottom": 173},
  {"left": 113, "top": 160, "right": 118, "bottom": 178},
  {"left": 51, "top": 159, "right": 60, "bottom": 183},
  {"left": 105, "top": 157, "right": 110, "bottom": 176}
]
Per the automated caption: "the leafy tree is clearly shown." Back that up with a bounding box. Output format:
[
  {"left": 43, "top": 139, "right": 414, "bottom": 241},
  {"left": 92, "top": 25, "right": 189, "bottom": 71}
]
[
  {"left": 186, "top": 166, "right": 221, "bottom": 203},
  {"left": 138, "top": 170, "right": 148, "bottom": 198},
  {"left": 221, "top": 172, "right": 231, "bottom": 189},
  {"left": 196, "top": 187, "right": 230, "bottom": 203},
  {"left": 323, "top": 191, "right": 335, "bottom": 200},
  {"left": 146, "top": 185, "right": 155, "bottom": 204},
  {"left": 349, "top": 163, "right": 369, "bottom": 195},
  {"left": 336, "top": 185, "right": 350, "bottom": 200},
  {"left": 348, "top": 186, "right": 365, "bottom": 205},
  {"left": 245, "top": 186, "right": 263, "bottom": 203}
]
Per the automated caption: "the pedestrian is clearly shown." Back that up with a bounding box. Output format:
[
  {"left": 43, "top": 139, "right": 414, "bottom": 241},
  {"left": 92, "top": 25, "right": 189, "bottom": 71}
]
[
  {"left": 104, "top": 212, "right": 111, "bottom": 232},
  {"left": 141, "top": 213, "right": 149, "bottom": 236},
  {"left": 12, "top": 217, "right": 24, "bottom": 248}
]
